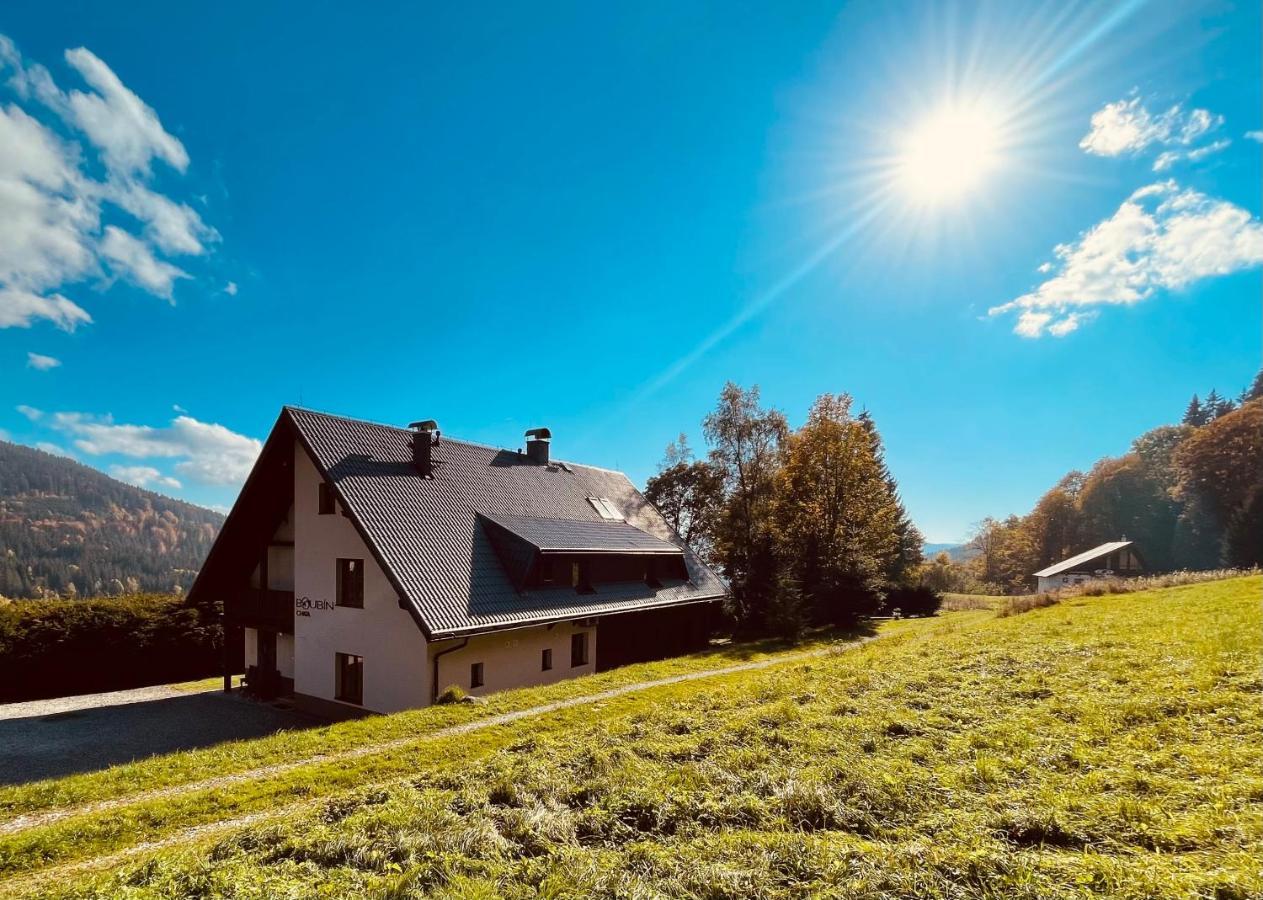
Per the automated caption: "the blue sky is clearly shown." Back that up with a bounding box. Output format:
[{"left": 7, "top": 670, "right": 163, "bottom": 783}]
[{"left": 0, "top": 0, "right": 1259, "bottom": 541}]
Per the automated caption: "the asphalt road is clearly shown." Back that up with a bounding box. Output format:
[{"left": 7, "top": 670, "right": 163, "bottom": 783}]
[{"left": 0, "top": 686, "right": 320, "bottom": 785}]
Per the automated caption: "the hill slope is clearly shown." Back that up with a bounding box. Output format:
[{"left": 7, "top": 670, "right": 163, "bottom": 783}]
[
  {"left": 0, "top": 441, "right": 223, "bottom": 599},
  {"left": 0, "top": 576, "right": 1257, "bottom": 898}
]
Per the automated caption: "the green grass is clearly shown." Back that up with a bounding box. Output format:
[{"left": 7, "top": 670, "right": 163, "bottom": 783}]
[
  {"left": 166, "top": 675, "right": 236, "bottom": 693},
  {"left": 2, "top": 577, "right": 1260, "bottom": 898}
]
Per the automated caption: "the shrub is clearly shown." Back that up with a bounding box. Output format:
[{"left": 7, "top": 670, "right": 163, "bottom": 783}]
[
  {"left": 0, "top": 593, "right": 222, "bottom": 701},
  {"left": 883, "top": 585, "right": 943, "bottom": 618},
  {"left": 436, "top": 685, "right": 468, "bottom": 705}
]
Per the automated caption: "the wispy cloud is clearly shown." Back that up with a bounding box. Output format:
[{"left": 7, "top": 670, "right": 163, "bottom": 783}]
[
  {"left": 109, "top": 464, "right": 182, "bottom": 491},
  {"left": 1244, "top": 131, "right": 1263, "bottom": 144},
  {"left": 992, "top": 181, "right": 1263, "bottom": 338},
  {"left": 45, "top": 411, "right": 261, "bottom": 485},
  {"left": 34, "top": 441, "right": 72, "bottom": 458},
  {"left": 15, "top": 404, "right": 42, "bottom": 421},
  {"left": 26, "top": 351, "right": 60, "bottom": 370},
  {"left": 1080, "top": 96, "right": 1224, "bottom": 171},
  {"left": 0, "top": 35, "right": 216, "bottom": 332}
]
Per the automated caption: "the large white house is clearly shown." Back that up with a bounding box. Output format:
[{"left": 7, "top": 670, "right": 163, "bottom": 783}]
[{"left": 189, "top": 407, "right": 726, "bottom": 716}]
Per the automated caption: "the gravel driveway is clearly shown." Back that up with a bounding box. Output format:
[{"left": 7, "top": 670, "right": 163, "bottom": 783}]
[{"left": 0, "top": 686, "right": 320, "bottom": 786}]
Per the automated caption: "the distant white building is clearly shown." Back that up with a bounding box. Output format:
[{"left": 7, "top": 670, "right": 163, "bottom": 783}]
[{"left": 1032, "top": 540, "right": 1145, "bottom": 593}]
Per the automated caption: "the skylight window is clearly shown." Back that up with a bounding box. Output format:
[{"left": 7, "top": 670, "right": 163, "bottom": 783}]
[{"left": 588, "top": 497, "right": 623, "bottom": 520}]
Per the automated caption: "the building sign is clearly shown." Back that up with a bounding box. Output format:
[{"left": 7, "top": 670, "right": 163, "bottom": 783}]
[{"left": 295, "top": 596, "right": 334, "bottom": 617}]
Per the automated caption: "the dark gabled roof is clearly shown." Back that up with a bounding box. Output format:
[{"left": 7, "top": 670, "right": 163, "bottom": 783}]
[
  {"left": 1033, "top": 541, "right": 1133, "bottom": 578},
  {"left": 280, "top": 407, "right": 725, "bottom": 638},
  {"left": 478, "top": 511, "right": 683, "bottom": 555}
]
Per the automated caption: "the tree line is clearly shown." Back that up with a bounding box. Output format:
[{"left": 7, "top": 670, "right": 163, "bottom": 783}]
[
  {"left": 645, "top": 384, "right": 932, "bottom": 638},
  {"left": 930, "top": 369, "right": 1263, "bottom": 594}
]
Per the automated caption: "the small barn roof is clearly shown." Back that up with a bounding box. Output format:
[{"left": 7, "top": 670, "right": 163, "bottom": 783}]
[{"left": 1032, "top": 541, "right": 1133, "bottom": 578}]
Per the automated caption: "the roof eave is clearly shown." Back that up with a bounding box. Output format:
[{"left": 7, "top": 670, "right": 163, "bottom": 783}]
[{"left": 426, "top": 590, "right": 728, "bottom": 642}]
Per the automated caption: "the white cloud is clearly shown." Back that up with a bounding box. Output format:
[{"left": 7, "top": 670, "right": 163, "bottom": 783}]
[
  {"left": 1153, "top": 138, "right": 1231, "bottom": 172},
  {"left": 224, "top": 281, "right": 238, "bottom": 296},
  {"left": 991, "top": 181, "right": 1263, "bottom": 337},
  {"left": 57, "top": 47, "right": 189, "bottom": 177},
  {"left": 0, "top": 34, "right": 217, "bottom": 332},
  {"left": 15, "top": 404, "right": 43, "bottom": 421},
  {"left": 109, "top": 464, "right": 182, "bottom": 490},
  {"left": 1246, "top": 131, "right": 1263, "bottom": 144},
  {"left": 0, "top": 287, "right": 91, "bottom": 330},
  {"left": 1080, "top": 97, "right": 1224, "bottom": 164},
  {"left": 100, "top": 225, "right": 188, "bottom": 297},
  {"left": 35, "top": 441, "right": 73, "bottom": 458},
  {"left": 26, "top": 351, "right": 60, "bottom": 370},
  {"left": 48, "top": 411, "right": 261, "bottom": 485}
]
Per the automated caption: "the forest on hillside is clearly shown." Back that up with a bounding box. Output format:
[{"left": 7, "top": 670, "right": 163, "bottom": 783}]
[
  {"left": 926, "top": 369, "right": 1263, "bottom": 594},
  {"left": 0, "top": 441, "right": 224, "bottom": 599}
]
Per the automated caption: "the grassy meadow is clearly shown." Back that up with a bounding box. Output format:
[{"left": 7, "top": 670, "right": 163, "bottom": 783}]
[{"left": 1, "top": 576, "right": 1258, "bottom": 898}]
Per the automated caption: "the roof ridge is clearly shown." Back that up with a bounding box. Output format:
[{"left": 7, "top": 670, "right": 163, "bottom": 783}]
[{"left": 282, "top": 405, "right": 631, "bottom": 478}]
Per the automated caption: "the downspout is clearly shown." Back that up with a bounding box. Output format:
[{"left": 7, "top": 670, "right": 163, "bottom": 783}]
[{"left": 430, "top": 638, "right": 469, "bottom": 704}]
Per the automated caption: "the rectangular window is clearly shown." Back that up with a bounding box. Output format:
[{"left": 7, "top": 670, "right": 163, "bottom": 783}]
[
  {"left": 541, "top": 648, "right": 552, "bottom": 671},
  {"left": 335, "top": 653, "right": 363, "bottom": 704},
  {"left": 337, "top": 558, "right": 364, "bottom": 608},
  {"left": 571, "top": 560, "right": 594, "bottom": 595},
  {"left": 587, "top": 497, "right": 623, "bottom": 520},
  {"left": 571, "top": 631, "right": 589, "bottom": 667},
  {"left": 470, "top": 661, "right": 484, "bottom": 688},
  {"left": 318, "top": 482, "right": 335, "bottom": 515}
]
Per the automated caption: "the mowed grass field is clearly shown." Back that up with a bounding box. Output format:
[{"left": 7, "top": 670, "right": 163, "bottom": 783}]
[{"left": 1, "top": 577, "right": 1259, "bottom": 899}]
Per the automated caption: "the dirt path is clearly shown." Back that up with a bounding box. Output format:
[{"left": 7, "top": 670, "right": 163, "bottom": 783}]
[
  {"left": 1, "top": 640, "right": 865, "bottom": 841},
  {"left": 0, "top": 639, "right": 875, "bottom": 897}
]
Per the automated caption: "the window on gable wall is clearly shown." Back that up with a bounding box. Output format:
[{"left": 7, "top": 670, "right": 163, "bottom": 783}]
[
  {"left": 587, "top": 497, "right": 623, "bottom": 520},
  {"left": 337, "top": 558, "right": 364, "bottom": 608},
  {"left": 318, "top": 482, "right": 335, "bottom": 515}
]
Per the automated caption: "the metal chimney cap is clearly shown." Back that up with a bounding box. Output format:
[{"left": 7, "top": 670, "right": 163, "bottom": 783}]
[
  {"left": 524, "top": 427, "right": 551, "bottom": 441},
  {"left": 409, "top": 419, "right": 439, "bottom": 432}
]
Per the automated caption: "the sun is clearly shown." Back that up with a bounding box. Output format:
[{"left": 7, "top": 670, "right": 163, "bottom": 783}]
[{"left": 895, "top": 103, "right": 1004, "bottom": 204}]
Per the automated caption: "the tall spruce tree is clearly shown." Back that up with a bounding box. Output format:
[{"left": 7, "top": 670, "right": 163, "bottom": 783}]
[
  {"left": 858, "top": 410, "right": 923, "bottom": 585},
  {"left": 1182, "top": 394, "right": 1208, "bottom": 426}
]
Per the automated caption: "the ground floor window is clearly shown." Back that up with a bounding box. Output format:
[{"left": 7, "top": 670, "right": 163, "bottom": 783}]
[
  {"left": 571, "top": 631, "right": 589, "bottom": 667},
  {"left": 470, "top": 661, "right": 484, "bottom": 688},
  {"left": 541, "top": 648, "right": 553, "bottom": 671},
  {"left": 335, "top": 652, "right": 363, "bottom": 704}
]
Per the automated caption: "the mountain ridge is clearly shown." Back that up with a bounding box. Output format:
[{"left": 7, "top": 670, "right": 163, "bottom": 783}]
[{"left": 0, "top": 440, "right": 224, "bottom": 599}]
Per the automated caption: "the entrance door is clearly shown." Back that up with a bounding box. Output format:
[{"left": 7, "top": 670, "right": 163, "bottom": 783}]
[{"left": 256, "top": 631, "right": 279, "bottom": 698}]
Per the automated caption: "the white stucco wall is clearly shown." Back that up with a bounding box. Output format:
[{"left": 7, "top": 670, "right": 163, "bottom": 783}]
[
  {"left": 1037, "top": 574, "right": 1089, "bottom": 593},
  {"left": 432, "top": 621, "right": 597, "bottom": 699},
  {"left": 292, "top": 443, "right": 430, "bottom": 713}
]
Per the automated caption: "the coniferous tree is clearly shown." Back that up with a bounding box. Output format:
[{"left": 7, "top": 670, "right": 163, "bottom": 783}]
[
  {"left": 1205, "top": 389, "right": 1235, "bottom": 421},
  {"left": 1182, "top": 395, "right": 1208, "bottom": 426},
  {"left": 1241, "top": 367, "right": 1263, "bottom": 404}
]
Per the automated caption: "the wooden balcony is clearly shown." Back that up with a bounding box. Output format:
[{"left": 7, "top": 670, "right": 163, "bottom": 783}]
[{"left": 225, "top": 588, "right": 295, "bottom": 633}]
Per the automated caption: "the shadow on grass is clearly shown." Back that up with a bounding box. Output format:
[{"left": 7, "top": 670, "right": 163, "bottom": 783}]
[
  {"left": 699, "top": 619, "right": 880, "bottom": 664},
  {"left": 0, "top": 692, "right": 323, "bottom": 786}
]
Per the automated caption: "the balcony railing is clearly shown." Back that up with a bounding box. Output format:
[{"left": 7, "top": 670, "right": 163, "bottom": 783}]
[{"left": 225, "top": 588, "right": 295, "bottom": 633}]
